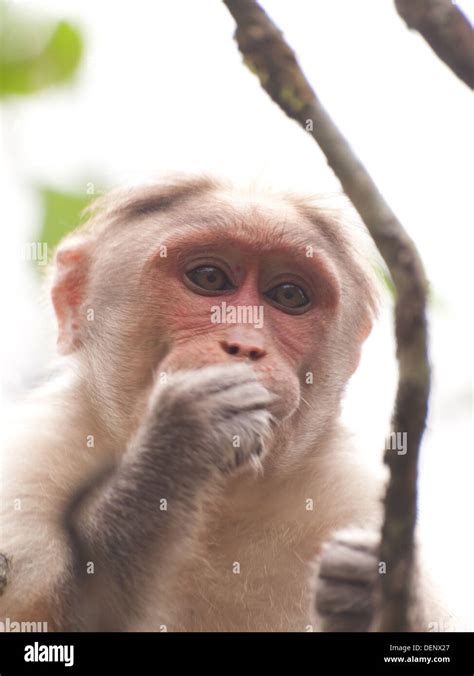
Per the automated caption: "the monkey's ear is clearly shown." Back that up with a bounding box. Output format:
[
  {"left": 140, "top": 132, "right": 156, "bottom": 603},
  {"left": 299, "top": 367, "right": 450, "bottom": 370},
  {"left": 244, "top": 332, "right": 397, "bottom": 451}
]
[
  {"left": 349, "top": 315, "right": 374, "bottom": 376},
  {"left": 51, "top": 239, "right": 92, "bottom": 354}
]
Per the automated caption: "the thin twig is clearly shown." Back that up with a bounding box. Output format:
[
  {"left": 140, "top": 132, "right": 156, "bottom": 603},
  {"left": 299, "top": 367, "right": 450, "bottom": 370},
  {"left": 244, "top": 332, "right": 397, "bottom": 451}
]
[
  {"left": 223, "top": 0, "right": 431, "bottom": 631},
  {"left": 395, "top": 0, "right": 474, "bottom": 89}
]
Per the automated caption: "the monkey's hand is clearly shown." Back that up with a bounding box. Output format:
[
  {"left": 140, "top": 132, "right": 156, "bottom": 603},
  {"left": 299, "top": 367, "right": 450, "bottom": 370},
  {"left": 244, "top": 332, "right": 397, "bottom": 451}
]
[
  {"left": 64, "top": 364, "right": 274, "bottom": 630},
  {"left": 314, "top": 529, "right": 379, "bottom": 632},
  {"left": 141, "top": 363, "right": 275, "bottom": 477}
]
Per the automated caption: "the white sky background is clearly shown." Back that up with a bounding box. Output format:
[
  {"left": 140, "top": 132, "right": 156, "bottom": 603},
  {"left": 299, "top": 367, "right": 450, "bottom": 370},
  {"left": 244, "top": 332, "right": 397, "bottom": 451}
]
[{"left": 1, "top": 0, "right": 473, "bottom": 625}]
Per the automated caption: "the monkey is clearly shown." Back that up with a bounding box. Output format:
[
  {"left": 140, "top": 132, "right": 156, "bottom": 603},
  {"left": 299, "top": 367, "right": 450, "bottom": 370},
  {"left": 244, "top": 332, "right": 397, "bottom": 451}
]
[{"left": 0, "top": 174, "right": 450, "bottom": 632}]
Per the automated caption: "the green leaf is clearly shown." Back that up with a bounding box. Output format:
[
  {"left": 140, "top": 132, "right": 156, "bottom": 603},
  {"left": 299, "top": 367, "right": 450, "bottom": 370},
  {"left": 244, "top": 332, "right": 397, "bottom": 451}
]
[
  {"left": 0, "top": 4, "right": 83, "bottom": 97},
  {"left": 38, "top": 187, "right": 94, "bottom": 251}
]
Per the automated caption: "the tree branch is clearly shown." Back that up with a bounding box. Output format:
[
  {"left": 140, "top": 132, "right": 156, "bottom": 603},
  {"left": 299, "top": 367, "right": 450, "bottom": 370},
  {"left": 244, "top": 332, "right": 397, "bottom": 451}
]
[
  {"left": 395, "top": 0, "right": 474, "bottom": 89},
  {"left": 223, "top": 0, "right": 431, "bottom": 631},
  {"left": 0, "top": 554, "right": 10, "bottom": 597}
]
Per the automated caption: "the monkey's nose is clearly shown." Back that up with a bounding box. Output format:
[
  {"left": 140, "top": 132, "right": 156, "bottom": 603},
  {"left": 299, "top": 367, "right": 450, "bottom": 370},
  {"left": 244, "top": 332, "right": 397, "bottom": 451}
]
[{"left": 220, "top": 328, "right": 266, "bottom": 361}]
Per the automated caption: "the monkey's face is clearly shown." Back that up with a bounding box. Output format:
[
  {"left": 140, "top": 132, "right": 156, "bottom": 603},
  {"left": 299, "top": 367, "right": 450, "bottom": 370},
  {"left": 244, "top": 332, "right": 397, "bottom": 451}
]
[
  {"left": 52, "top": 180, "right": 377, "bottom": 446},
  {"left": 148, "top": 241, "right": 335, "bottom": 422}
]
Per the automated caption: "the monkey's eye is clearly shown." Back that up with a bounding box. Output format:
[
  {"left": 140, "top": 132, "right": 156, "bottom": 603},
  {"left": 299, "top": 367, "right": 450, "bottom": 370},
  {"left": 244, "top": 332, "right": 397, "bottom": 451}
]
[
  {"left": 265, "top": 283, "right": 310, "bottom": 312},
  {"left": 186, "top": 265, "right": 234, "bottom": 292}
]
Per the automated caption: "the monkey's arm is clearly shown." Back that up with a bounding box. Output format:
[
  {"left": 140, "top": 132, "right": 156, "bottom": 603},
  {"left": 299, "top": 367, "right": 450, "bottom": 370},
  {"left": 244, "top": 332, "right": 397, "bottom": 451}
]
[
  {"left": 314, "top": 529, "right": 378, "bottom": 631},
  {"left": 64, "top": 364, "right": 273, "bottom": 630},
  {"left": 313, "top": 529, "right": 449, "bottom": 632}
]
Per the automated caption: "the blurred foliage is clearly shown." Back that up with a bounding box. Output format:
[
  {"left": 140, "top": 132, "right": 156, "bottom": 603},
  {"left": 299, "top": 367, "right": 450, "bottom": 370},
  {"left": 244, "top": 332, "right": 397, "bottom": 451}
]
[
  {"left": 375, "top": 264, "right": 440, "bottom": 308},
  {"left": 0, "top": 2, "right": 83, "bottom": 98},
  {"left": 375, "top": 265, "right": 396, "bottom": 299},
  {"left": 0, "top": 3, "right": 93, "bottom": 253},
  {"left": 38, "top": 187, "right": 95, "bottom": 251}
]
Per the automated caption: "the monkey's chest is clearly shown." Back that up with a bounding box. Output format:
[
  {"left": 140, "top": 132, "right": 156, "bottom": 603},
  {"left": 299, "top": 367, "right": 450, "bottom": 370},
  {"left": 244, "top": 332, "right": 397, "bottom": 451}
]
[{"left": 136, "top": 543, "right": 317, "bottom": 632}]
